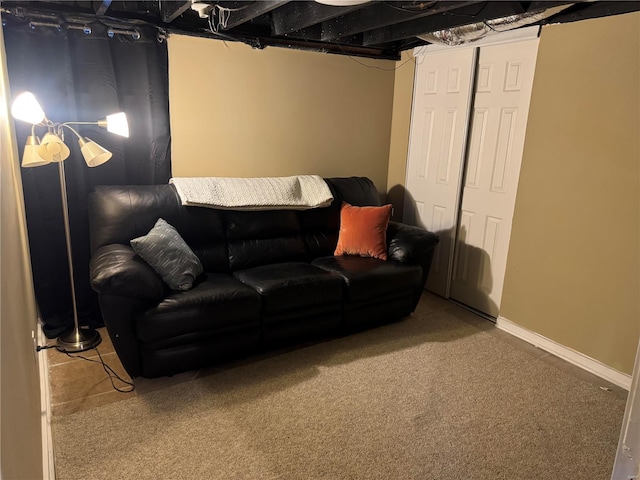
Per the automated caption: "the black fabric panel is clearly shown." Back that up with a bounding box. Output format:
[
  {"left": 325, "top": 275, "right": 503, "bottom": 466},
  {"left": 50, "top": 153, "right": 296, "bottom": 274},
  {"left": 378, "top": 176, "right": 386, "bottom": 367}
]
[
  {"left": 3, "top": 19, "right": 171, "bottom": 336},
  {"left": 233, "top": 262, "right": 343, "bottom": 313},
  {"left": 137, "top": 274, "right": 261, "bottom": 343}
]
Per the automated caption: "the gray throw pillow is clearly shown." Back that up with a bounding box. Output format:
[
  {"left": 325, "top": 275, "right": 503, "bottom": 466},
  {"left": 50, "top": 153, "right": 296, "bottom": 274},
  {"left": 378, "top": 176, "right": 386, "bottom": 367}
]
[{"left": 130, "top": 218, "right": 203, "bottom": 291}]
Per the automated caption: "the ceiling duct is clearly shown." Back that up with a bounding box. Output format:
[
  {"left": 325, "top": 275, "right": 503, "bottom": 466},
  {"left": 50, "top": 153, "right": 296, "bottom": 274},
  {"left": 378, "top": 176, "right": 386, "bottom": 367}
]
[
  {"left": 417, "top": 4, "right": 573, "bottom": 46},
  {"left": 191, "top": 2, "right": 213, "bottom": 19}
]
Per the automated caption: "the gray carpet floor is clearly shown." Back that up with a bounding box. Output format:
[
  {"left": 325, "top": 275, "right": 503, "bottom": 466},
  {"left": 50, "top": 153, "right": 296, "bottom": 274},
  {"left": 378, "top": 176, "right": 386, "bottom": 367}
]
[{"left": 52, "top": 295, "right": 626, "bottom": 480}]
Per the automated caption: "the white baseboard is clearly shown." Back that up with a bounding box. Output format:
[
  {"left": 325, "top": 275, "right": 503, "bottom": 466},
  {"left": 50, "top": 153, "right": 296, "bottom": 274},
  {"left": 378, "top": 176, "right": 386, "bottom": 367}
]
[
  {"left": 37, "top": 324, "right": 55, "bottom": 479},
  {"left": 496, "top": 316, "right": 632, "bottom": 391}
]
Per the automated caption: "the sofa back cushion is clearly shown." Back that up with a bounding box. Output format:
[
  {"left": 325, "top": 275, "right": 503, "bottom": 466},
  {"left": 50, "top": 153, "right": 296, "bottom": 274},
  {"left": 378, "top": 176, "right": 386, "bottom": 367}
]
[
  {"left": 89, "top": 177, "right": 383, "bottom": 274},
  {"left": 299, "top": 177, "right": 382, "bottom": 258},
  {"left": 89, "top": 185, "right": 231, "bottom": 273},
  {"left": 326, "top": 177, "right": 381, "bottom": 207},
  {"left": 299, "top": 202, "right": 341, "bottom": 258},
  {"left": 224, "top": 210, "right": 308, "bottom": 271}
]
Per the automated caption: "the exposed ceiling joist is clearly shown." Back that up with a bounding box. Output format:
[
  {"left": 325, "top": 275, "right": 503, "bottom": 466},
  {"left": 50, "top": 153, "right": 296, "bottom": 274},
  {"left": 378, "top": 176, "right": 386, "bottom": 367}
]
[
  {"left": 363, "top": 1, "right": 527, "bottom": 46},
  {"left": 271, "top": 2, "right": 365, "bottom": 36},
  {"left": 93, "top": 0, "right": 112, "bottom": 17},
  {"left": 160, "top": 1, "right": 192, "bottom": 24},
  {"left": 539, "top": 0, "right": 640, "bottom": 25},
  {"left": 320, "top": 1, "right": 482, "bottom": 41},
  {"left": 1, "top": 1, "right": 638, "bottom": 60},
  {"left": 221, "top": 0, "right": 290, "bottom": 31}
]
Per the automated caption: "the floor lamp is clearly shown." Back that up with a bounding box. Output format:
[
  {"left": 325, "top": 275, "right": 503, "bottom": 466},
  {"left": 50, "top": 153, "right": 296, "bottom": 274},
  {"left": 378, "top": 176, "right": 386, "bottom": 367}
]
[{"left": 11, "top": 92, "right": 129, "bottom": 352}]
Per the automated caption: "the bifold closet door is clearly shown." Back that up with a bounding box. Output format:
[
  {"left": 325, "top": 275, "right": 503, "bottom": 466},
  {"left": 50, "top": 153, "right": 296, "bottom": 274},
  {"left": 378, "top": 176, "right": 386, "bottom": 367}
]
[
  {"left": 403, "top": 48, "right": 475, "bottom": 297},
  {"left": 450, "top": 38, "right": 540, "bottom": 317}
]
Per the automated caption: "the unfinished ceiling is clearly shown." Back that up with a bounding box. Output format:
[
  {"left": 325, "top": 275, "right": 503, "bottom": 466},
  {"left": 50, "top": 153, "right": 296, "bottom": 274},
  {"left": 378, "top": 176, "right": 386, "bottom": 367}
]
[{"left": 2, "top": 1, "right": 640, "bottom": 59}]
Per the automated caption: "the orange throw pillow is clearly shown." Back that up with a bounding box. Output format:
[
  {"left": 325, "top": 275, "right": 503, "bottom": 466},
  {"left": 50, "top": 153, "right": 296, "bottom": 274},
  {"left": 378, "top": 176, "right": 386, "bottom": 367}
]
[{"left": 334, "top": 202, "right": 392, "bottom": 260}]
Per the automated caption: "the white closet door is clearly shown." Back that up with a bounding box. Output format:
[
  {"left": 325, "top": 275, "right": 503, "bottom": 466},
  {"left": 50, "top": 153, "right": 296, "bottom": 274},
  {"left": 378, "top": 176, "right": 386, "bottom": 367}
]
[
  {"left": 404, "top": 48, "right": 475, "bottom": 297},
  {"left": 450, "top": 38, "right": 539, "bottom": 317}
]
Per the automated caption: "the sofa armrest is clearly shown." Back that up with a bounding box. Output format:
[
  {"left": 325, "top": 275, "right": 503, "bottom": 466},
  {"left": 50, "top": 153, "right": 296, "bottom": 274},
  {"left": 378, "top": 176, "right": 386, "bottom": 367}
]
[
  {"left": 90, "top": 244, "right": 165, "bottom": 300},
  {"left": 387, "top": 221, "right": 439, "bottom": 265},
  {"left": 387, "top": 221, "right": 439, "bottom": 309}
]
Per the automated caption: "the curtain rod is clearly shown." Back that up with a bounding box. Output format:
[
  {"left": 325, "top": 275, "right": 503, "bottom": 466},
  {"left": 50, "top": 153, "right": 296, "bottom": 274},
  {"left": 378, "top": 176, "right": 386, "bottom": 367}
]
[{"left": 1, "top": 6, "right": 167, "bottom": 42}]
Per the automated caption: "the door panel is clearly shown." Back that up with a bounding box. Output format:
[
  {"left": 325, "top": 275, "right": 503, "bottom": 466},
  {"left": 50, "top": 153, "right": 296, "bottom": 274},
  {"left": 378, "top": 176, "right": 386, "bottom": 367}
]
[
  {"left": 450, "top": 39, "right": 539, "bottom": 317},
  {"left": 404, "top": 48, "right": 475, "bottom": 297}
]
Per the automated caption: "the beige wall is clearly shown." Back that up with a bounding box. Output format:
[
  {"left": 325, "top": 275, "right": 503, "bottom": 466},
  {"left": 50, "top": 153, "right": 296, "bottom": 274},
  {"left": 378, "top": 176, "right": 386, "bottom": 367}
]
[
  {"left": 387, "top": 50, "right": 416, "bottom": 220},
  {"left": 169, "top": 15, "right": 639, "bottom": 374},
  {"left": 0, "top": 23, "right": 44, "bottom": 479},
  {"left": 384, "top": 14, "right": 640, "bottom": 374},
  {"left": 501, "top": 13, "right": 640, "bottom": 374},
  {"left": 168, "top": 35, "right": 395, "bottom": 192}
]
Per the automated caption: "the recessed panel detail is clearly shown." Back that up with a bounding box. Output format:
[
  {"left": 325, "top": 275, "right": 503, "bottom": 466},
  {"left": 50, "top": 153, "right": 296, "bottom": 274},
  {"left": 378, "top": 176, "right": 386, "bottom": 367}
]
[
  {"left": 465, "top": 109, "right": 489, "bottom": 189},
  {"left": 477, "top": 64, "right": 493, "bottom": 93},
  {"left": 417, "top": 109, "right": 435, "bottom": 179},
  {"left": 414, "top": 201, "right": 425, "bottom": 228},
  {"left": 447, "top": 67, "right": 461, "bottom": 93},
  {"left": 454, "top": 210, "right": 474, "bottom": 282},
  {"left": 425, "top": 69, "right": 438, "bottom": 94},
  {"left": 491, "top": 108, "right": 517, "bottom": 193},
  {"left": 431, "top": 205, "right": 446, "bottom": 272},
  {"left": 437, "top": 109, "right": 457, "bottom": 184},
  {"left": 481, "top": 216, "right": 501, "bottom": 292},
  {"left": 504, "top": 61, "right": 522, "bottom": 92}
]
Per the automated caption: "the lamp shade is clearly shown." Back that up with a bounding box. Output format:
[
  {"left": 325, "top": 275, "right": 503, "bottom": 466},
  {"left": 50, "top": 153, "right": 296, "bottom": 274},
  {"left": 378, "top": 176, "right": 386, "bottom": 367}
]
[
  {"left": 79, "top": 137, "right": 112, "bottom": 167},
  {"left": 38, "top": 133, "right": 71, "bottom": 162},
  {"left": 21, "top": 135, "right": 51, "bottom": 168},
  {"left": 11, "top": 92, "right": 46, "bottom": 124},
  {"left": 104, "top": 112, "right": 129, "bottom": 138}
]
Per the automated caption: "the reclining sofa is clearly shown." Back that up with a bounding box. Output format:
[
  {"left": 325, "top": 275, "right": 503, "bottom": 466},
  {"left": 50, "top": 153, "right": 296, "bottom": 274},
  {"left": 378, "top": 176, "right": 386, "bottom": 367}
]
[{"left": 88, "top": 177, "right": 439, "bottom": 378}]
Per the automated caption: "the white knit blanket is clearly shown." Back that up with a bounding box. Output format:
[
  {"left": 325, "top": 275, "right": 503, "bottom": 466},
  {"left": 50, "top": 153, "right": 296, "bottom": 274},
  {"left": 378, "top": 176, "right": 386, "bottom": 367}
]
[{"left": 169, "top": 175, "right": 334, "bottom": 210}]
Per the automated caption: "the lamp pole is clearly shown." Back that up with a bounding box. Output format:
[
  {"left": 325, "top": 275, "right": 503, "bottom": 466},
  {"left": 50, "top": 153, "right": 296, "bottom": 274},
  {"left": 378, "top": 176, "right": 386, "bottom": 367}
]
[{"left": 55, "top": 160, "right": 101, "bottom": 352}]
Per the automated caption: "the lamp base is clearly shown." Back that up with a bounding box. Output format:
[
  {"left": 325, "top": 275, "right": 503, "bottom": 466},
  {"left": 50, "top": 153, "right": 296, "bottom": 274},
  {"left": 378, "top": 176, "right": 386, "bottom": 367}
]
[{"left": 57, "top": 327, "right": 102, "bottom": 353}]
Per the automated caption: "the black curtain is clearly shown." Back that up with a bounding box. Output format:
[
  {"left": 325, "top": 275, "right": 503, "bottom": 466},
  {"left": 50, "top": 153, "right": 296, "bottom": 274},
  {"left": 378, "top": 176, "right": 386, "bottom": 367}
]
[{"left": 3, "top": 16, "right": 171, "bottom": 337}]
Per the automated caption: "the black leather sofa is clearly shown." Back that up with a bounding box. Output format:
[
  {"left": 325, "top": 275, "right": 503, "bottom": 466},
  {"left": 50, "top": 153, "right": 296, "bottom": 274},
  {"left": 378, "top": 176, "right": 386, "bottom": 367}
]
[{"left": 88, "top": 177, "right": 439, "bottom": 378}]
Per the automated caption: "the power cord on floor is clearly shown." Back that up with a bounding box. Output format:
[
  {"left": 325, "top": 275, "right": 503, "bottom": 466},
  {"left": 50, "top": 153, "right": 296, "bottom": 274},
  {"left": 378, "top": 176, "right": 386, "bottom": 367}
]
[{"left": 37, "top": 344, "right": 135, "bottom": 393}]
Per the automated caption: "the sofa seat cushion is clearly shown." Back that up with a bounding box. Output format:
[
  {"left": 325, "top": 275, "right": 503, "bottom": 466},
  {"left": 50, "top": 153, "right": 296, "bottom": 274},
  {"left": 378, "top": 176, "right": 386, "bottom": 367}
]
[
  {"left": 311, "top": 256, "right": 422, "bottom": 302},
  {"left": 233, "top": 262, "right": 343, "bottom": 313},
  {"left": 136, "top": 273, "right": 261, "bottom": 343}
]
